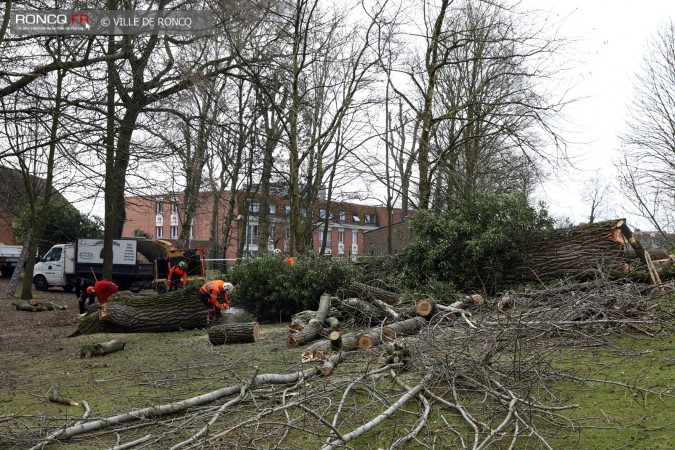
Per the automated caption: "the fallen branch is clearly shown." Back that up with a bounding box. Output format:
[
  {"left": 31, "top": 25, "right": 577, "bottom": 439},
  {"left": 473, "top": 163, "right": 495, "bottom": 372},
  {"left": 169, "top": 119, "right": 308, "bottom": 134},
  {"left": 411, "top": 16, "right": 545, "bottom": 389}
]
[
  {"left": 321, "top": 374, "right": 431, "bottom": 450},
  {"left": 79, "top": 340, "right": 126, "bottom": 358}
]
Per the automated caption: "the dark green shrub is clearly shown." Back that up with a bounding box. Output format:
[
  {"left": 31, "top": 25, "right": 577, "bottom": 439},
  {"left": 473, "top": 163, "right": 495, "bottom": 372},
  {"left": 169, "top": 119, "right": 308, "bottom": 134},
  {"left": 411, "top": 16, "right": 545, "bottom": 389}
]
[
  {"left": 403, "top": 192, "right": 554, "bottom": 291},
  {"left": 227, "top": 253, "right": 359, "bottom": 322}
]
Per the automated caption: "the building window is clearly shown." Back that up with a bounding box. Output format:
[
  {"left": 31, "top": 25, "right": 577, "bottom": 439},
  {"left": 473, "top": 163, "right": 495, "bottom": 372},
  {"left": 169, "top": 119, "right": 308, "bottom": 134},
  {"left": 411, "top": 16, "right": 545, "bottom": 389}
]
[
  {"left": 170, "top": 226, "right": 178, "bottom": 238},
  {"left": 284, "top": 205, "right": 291, "bottom": 215},
  {"left": 352, "top": 230, "right": 358, "bottom": 244},
  {"left": 319, "top": 230, "right": 332, "bottom": 249},
  {"left": 338, "top": 230, "right": 345, "bottom": 243},
  {"left": 156, "top": 201, "right": 163, "bottom": 215},
  {"left": 319, "top": 208, "right": 326, "bottom": 220},
  {"left": 247, "top": 224, "right": 259, "bottom": 246},
  {"left": 364, "top": 213, "right": 376, "bottom": 224},
  {"left": 269, "top": 203, "right": 277, "bottom": 215},
  {"left": 248, "top": 200, "right": 260, "bottom": 214},
  {"left": 339, "top": 211, "right": 346, "bottom": 222},
  {"left": 286, "top": 227, "right": 290, "bottom": 239},
  {"left": 301, "top": 208, "right": 307, "bottom": 218},
  {"left": 156, "top": 226, "right": 163, "bottom": 238},
  {"left": 352, "top": 213, "right": 360, "bottom": 223},
  {"left": 171, "top": 201, "right": 178, "bottom": 213}
]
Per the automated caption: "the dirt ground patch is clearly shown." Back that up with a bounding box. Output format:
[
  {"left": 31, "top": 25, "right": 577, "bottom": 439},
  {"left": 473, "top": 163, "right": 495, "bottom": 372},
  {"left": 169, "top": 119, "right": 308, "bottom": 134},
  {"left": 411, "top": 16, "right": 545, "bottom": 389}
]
[{"left": 0, "top": 277, "right": 101, "bottom": 389}]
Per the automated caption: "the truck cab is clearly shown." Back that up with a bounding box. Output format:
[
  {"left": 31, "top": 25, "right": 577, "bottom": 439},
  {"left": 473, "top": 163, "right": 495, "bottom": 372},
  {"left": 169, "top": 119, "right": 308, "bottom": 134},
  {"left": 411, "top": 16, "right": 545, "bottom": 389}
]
[{"left": 33, "top": 243, "right": 75, "bottom": 291}]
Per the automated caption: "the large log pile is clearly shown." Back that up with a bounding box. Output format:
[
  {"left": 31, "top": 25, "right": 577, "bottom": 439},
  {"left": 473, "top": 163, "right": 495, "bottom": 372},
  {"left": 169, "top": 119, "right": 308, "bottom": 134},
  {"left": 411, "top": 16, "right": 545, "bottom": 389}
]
[{"left": 71, "top": 286, "right": 221, "bottom": 336}]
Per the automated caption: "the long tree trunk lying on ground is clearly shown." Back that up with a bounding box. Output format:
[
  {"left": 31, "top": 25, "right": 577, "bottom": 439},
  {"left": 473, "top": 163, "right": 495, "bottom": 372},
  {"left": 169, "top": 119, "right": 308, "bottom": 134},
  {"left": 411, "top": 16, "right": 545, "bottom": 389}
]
[
  {"left": 70, "top": 285, "right": 219, "bottom": 336},
  {"left": 511, "top": 219, "right": 630, "bottom": 282},
  {"left": 209, "top": 322, "right": 260, "bottom": 345}
]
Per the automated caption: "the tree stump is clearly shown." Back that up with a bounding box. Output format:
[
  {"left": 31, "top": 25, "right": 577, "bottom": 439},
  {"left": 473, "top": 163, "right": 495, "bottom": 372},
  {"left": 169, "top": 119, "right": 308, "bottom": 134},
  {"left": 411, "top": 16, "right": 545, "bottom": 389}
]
[
  {"left": 79, "top": 339, "right": 126, "bottom": 358},
  {"left": 208, "top": 322, "right": 260, "bottom": 346}
]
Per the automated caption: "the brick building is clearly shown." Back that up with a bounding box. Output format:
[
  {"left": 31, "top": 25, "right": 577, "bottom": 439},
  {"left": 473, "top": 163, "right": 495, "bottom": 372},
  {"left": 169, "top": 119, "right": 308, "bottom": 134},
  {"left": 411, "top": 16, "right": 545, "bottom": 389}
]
[
  {"left": 123, "top": 190, "right": 404, "bottom": 265},
  {"left": 362, "top": 220, "right": 416, "bottom": 256}
]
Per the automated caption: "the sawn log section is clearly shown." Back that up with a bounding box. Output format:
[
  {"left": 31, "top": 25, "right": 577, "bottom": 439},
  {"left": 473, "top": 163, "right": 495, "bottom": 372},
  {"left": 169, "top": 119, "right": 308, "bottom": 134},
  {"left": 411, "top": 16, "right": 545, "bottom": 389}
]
[{"left": 209, "top": 322, "right": 260, "bottom": 345}]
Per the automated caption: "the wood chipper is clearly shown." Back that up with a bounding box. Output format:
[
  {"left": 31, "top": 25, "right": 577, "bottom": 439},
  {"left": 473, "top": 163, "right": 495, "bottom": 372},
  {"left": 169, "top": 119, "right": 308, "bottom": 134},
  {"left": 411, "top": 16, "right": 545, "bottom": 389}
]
[{"left": 146, "top": 240, "right": 206, "bottom": 293}]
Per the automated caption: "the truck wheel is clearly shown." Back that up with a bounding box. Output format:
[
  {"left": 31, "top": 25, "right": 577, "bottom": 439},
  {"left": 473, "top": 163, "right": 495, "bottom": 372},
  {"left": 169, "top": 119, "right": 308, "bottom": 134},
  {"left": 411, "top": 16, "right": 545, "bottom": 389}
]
[
  {"left": 156, "top": 283, "right": 167, "bottom": 294},
  {"left": 63, "top": 284, "right": 74, "bottom": 292},
  {"left": 34, "top": 276, "right": 49, "bottom": 291}
]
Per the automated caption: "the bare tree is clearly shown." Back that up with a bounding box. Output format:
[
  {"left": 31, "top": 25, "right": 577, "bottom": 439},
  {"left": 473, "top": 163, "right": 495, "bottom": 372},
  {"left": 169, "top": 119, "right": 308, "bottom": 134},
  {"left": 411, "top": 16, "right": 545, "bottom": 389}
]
[
  {"left": 581, "top": 171, "right": 612, "bottom": 224},
  {"left": 619, "top": 19, "right": 675, "bottom": 239}
]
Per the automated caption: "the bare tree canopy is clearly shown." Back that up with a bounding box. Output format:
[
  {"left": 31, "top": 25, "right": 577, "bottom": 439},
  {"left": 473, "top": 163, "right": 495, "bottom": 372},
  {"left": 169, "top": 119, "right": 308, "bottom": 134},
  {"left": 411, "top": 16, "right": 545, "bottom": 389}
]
[{"left": 619, "top": 19, "right": 675, "bottom": 239}]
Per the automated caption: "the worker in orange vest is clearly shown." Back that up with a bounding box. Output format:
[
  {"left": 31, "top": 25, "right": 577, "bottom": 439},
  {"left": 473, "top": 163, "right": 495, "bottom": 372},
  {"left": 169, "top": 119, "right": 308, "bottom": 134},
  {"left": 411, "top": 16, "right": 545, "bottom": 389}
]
[
  {"left": 284, "top": 256, "right": 295, "bottom": 266},
  {"left": 167, "top": 261, "right": 188, "bottom": 291},
  {"left": 198, "top": 280, "right": 234, "bottom": 324}
]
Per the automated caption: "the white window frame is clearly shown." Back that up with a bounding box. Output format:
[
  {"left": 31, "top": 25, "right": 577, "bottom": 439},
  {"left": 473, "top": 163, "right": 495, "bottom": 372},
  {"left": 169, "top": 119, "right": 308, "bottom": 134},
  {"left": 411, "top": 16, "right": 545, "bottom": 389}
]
[
  {"left": 170, "top": 225, "right": 178, "bottom": 239},
  {"left": 156, "top": 201, "right": 163, "bottom": 215},
  {"left": 156, "top": 226, "right": 163, "bottom": 238}
]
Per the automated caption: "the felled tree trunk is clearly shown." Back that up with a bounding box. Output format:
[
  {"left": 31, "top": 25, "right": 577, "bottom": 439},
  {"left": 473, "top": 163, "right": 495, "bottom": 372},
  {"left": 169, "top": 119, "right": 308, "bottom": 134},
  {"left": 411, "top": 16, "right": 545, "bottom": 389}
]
[
  {"left": 511, "top": 219, "right": 630, "bottom": 282},
  {"left": 79, "top": 339, "right": 126, "bottom": 358},
  {"left": 209, "top": 322, "right": 260, "bottom": 345},
  {"left": 357, "top": 327, "right": 383, "bottom": 349},
  {"left": 71, "top": 287, "right": 220, "bottom": 336}
]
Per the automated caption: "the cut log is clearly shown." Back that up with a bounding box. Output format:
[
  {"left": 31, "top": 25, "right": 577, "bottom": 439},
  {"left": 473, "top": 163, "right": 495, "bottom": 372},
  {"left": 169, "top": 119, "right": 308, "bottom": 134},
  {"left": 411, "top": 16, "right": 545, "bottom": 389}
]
[
  {"left": 357, "top": 328, "right": 383, "bottom": 349},
  {"left": 382, "top": 316, "right": 427, "bottom": 343},
  {"left": 71, "top": 285, "right": 224, "bottom": 336},
  {"left": 79, "top": 339, "right": 126, "bottom": 358},
  {"left": 208, "top": 322, "right": 260, "bottom": 346},
  {"left": 288, "top": 319, "right": 323, "bottom": 348},
  {"left": 291, "top": 306, "right": 342, "bottom": 327},
  {"left": 325, "top": 316, "right": 340, "bottom": 332},
  {"left": 47, "top": 388, "right": 79, "bottom": 407},
  {"left": 287, "top": 294, "right": 333, "bottom": 348},
  {"left": 416, "top": 298, "right": 437, "bottom": 319}
]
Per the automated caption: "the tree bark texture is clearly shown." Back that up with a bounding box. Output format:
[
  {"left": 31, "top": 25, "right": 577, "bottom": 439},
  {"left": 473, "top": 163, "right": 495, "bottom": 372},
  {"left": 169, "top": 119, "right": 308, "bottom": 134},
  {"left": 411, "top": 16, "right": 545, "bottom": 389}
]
[
  {"left": 287, "top": 294, "right": 332, "bottom": 348},
  {"left": 208, "top": 322, "right": 260, "bottom": 345},
  {"left": 72, "top": 287, "right": 220, "bottom": 336},
  {"left": 512, "top": 219, "right": 630, "bottom": 282},
  {"left": 382, "top": 317, "right": 428, "bottom": 343}
]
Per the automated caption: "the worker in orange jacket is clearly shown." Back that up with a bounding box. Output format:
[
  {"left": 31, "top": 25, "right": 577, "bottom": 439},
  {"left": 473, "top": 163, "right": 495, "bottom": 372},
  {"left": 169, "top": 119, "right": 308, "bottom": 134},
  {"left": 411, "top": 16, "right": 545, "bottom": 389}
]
[
  {"left": 167, "top": 261, "right": 188, "bottom": 291},
  {"left": 198, "top": 280, "right": 234, "bottom": 324}
]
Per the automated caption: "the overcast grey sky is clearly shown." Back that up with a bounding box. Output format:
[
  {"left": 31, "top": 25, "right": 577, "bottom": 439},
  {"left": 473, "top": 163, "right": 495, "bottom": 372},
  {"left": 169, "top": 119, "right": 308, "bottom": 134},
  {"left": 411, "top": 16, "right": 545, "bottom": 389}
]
[{"left": 522, "top": 0, "right": 675, "bottom": 228}]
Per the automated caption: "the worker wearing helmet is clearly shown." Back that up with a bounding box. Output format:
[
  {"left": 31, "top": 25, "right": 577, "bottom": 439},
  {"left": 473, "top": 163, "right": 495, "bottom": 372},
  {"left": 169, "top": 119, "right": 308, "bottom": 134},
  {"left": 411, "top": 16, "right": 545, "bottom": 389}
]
[
  {"left": 167, "top": 260, "right": 188, "bottom": 291},
  {"left": 75, "top": 277, "right": 96, "bottom": 317},
  {"left": 198, "top": 280, "right": 234, "bottom": 324}
]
